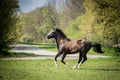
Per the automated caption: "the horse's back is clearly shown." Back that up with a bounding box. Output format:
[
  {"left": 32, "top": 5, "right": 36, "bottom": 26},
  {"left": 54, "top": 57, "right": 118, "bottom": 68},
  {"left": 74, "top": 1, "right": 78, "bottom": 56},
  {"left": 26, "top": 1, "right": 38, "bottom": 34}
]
[
  {"left": 64, "top": 40, "right": 84, "bottom": 53},
  {"left": 67, "top": 40, "right": 82, "bottom": 46}
]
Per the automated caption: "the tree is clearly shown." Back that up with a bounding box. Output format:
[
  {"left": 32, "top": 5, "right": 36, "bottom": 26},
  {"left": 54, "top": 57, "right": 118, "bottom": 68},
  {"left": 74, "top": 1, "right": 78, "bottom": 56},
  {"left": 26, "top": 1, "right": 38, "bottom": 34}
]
[
  {"left": 90, "top": 0, "right": 120, "bottom": 47},
  {"left": 65, "top": 0, "right": 85, "bottom": 18},
  {"left": 0, "top": 0, "right": 19, "bottom": 54},
  {"left": 18, "top": 5, "right": 58, "bottom": 42}
]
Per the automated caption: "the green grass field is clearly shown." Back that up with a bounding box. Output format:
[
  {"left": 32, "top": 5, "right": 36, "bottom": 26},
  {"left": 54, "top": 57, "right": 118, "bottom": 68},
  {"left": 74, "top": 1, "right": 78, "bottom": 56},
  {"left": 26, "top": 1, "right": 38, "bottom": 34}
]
[
  {"left": 1, "top": 42, "right": 119, "bottom": 80},
  {"left": 0, "top": 57, "right": 120, "bottom": 80}
]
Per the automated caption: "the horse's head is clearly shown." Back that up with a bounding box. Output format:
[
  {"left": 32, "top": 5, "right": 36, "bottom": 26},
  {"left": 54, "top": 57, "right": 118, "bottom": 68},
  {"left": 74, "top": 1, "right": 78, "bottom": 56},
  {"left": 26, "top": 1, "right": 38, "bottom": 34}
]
[{"left": 46, "top": 28, "right": 60, "bottom": 39}]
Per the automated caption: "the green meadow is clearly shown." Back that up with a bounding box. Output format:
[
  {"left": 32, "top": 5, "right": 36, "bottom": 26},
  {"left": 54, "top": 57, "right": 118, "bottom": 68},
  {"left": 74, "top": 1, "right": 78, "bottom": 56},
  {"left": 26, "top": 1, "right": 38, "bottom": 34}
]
[{"left": 0, "top": 57, "right": 120, "bottom": 80}]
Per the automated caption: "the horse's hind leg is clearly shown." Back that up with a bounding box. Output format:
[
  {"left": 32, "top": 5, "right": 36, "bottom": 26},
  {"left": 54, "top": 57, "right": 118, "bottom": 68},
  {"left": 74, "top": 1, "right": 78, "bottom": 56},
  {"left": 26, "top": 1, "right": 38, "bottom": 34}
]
[
  {"left": 82, "top": 55, "right": 87, "bottom": 64},
  {"left": 73, "top": 52, "right": 82, "bottom": 69},
  {"left": 76, "top": 55, "right": 87, "bottom": 69},
  {"left": 73, "top": 47, "right": 90, "bottom": 69}
]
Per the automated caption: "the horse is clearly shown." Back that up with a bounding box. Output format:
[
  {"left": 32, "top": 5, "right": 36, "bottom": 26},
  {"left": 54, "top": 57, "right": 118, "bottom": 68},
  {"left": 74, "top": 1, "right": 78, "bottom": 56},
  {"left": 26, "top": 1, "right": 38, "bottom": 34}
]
[{"left": 46, "top": 28, "right": 104, "bottom": 69}]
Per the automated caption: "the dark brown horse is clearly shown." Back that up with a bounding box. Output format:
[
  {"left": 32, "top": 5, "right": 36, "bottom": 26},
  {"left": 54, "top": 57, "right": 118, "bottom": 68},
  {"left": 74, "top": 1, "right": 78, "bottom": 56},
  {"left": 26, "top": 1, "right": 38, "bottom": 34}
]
[{"left": 46, "top": 28, "right": 104, "bottom": 69}]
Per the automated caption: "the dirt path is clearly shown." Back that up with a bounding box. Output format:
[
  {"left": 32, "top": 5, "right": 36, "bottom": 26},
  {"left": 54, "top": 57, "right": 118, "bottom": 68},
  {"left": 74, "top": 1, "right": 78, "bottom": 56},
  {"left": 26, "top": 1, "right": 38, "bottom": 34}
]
[
  {"left": 0, "top": 44, "right": 109, "bottom": 60},
  {"left": 12, "top": 44, "right": 57, "bottom": 56}
]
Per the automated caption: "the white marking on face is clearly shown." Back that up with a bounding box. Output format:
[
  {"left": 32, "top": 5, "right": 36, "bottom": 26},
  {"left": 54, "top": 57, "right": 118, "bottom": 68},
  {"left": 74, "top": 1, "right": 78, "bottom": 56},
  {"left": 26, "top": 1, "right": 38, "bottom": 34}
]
[{"left": 47, "top": 30, "right": 55, "bottom": 37}]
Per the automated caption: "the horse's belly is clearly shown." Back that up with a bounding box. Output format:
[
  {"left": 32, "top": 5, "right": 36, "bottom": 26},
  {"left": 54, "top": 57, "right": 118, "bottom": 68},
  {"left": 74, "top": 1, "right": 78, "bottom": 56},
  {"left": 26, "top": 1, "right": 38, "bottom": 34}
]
[
  {"left": 67, "top": 47, "right": 81, "bottom": 54},
  {"left": 71, "top": 49, "right": 80, "bottom": 54}
]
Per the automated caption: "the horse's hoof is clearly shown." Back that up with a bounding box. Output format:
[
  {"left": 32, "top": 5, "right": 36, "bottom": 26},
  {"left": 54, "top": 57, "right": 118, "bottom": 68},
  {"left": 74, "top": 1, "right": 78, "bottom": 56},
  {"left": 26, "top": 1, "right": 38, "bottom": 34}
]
[
  {"left": 73, "top": 67, "right": 77, "bottom": 69},
  {"left": 55, "top": 61, "right": 58, "bottom": 68},
  {"left": 72, "top": 66, "right": 77, "bottom": 69},
  {"left": 66, "top": 62, "right": 69, "bottom": 66}
]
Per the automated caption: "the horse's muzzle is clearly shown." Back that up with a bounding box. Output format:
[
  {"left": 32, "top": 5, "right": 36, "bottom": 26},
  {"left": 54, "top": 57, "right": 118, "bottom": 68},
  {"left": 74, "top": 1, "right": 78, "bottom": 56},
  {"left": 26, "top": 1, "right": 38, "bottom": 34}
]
[{"left": 46, "top": 35, "right": 50, "bottom": 39}]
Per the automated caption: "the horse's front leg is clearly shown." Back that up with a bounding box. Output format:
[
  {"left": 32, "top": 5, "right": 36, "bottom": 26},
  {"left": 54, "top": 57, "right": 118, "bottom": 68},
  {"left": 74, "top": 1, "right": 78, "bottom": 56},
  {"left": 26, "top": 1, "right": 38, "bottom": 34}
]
[
  {"left": 61, "top": 53, "right": 67, "bottom": 65},
  {"left": 54, "top": 52, "right": 62, "bottom": 67}
]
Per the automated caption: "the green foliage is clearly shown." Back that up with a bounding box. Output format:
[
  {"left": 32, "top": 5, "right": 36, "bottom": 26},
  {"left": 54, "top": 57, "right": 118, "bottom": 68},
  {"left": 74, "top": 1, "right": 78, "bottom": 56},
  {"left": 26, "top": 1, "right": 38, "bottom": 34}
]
[
  {"left": 65, "top": 13, "right": 94, "bottom": 40},
  {"left": 93, "top": 0, "right": 120, "bottom": 46},
  {"left": 17, "top": 6, "right": 57, "bottom": 43},
  {"left": 0, "top": 58, "right": 120, "bottom": 80},
  {"left": 0, "top": 0, "right": 19, "bottom": 54},
  {"left": 65, "top": 0, "right": 120, "bottom": 53}
]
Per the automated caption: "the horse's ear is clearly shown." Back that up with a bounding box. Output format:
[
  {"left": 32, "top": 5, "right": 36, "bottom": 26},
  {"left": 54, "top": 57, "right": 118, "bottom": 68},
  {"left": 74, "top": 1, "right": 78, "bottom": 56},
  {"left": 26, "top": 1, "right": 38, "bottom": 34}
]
[
  {"left": 55, "top": 28, "right": 62, "bottom": 32},
  {"left": 55, "top": 28, "right": 60, "bottom": 31}
]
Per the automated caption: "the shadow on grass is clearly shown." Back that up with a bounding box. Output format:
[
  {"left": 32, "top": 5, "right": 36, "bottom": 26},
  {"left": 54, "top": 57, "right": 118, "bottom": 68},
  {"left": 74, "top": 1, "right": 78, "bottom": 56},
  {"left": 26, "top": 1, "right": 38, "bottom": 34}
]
[{"left": 80, "top": 68, "right": 120, "bottom": 71}]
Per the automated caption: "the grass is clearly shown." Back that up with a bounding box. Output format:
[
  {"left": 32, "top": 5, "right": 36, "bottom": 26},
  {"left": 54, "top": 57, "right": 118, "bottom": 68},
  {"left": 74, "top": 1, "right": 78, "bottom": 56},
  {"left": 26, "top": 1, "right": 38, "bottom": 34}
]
[{"left": 0, "top": 57, "right": 120, "bottom": 80}]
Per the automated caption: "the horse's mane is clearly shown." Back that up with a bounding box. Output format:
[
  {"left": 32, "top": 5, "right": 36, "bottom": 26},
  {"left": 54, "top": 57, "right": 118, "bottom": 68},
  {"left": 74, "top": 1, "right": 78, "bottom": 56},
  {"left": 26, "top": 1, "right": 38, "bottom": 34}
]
[{"left": 56, "top": 28, "right": 71, "bottom": 41}]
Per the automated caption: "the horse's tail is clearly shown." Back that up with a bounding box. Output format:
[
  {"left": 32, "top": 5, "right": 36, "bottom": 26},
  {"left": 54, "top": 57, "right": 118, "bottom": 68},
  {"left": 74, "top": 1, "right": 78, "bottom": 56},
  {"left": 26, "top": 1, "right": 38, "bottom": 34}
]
[{"left": 90, "top": 42, "right": 104, "bottom": 53}]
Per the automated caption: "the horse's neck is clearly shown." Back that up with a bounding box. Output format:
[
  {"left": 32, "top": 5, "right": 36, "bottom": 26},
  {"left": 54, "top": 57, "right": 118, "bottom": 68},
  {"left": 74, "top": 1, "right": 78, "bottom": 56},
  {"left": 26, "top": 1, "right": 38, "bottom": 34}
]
[{"left": 55, "top": 36, "right": 68, "bottom": 49}]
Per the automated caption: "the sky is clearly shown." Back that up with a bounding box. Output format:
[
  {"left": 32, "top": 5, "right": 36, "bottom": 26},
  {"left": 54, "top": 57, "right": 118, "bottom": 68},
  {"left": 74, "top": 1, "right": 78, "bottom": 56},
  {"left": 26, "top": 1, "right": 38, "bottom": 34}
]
[{"left": 19, "top": 0, "right": 47, "bottom": 12}]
